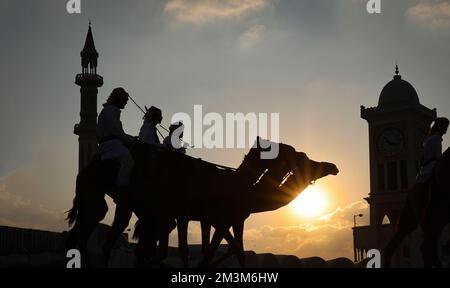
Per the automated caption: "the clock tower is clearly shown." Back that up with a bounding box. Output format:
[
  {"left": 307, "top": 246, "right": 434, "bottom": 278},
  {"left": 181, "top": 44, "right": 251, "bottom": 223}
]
[{"left": 353, "top": 65, "right": 436, "bottom": 265}]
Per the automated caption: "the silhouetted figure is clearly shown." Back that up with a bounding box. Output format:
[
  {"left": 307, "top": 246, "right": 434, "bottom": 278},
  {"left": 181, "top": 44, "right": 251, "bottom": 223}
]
[
  {"left": 97, "top": 87, "right": 136, "bottom": 197},
  {"left": 96, "top": 88, "right": 137, "bottom": 266},
  {"left": 413, "top": 118, "right": 449, "bottom": 218},
  {"left": 67, "top": 137, "right": 339, "bottom": 268},
  {"left": 384, "top": 117, "right": 449, "bottom": 267},
  {"left": 139, "top": 106, "right": 163, "bottom": 145},
  {"left": 163, "top": 122, "right": 188, "bottom": 154},
  {"left": 422, "top": 144, "right": 450, "bottom": 267}
]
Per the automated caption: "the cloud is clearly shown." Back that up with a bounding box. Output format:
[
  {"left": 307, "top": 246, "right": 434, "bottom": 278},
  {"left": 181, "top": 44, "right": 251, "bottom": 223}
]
[
  {"left": 319, "top": 200, "right": 369, "bottom": 228},
  {"left": 243, "top": 224, "right": 353, "bottom": 260},
  {"left": 0, "top": 179, "right": 65, "bottom": 231},
  {"left": 407, "top": 1, "right": 450, "bottom": 30},
  {"left": 242, "top": 201, "right": 369, "bottom": 260},
  {"left": 164, "top": 0, "right": 270, "bottom": 24},
  {"left": 238, "top": 24, "right": 265, "bottom": 50},
  {"left": 0, "top": 140, "right": 78, "bottom": 232}
]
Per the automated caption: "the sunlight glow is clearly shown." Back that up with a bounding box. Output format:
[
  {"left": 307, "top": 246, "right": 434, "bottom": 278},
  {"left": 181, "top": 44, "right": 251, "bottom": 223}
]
[{"left": 290, "top": 184, "right": 329, "bottom": 219}]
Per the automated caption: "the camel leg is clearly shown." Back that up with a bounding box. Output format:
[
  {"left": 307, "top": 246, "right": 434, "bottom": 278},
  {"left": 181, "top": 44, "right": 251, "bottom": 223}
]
[
  {"left": 207, "top": 225, "right": 243, "bottom": 267},
  {"left": 232, "top": 220, "right": 246, "bottom": 268},
  {"left": 78, "top": 217, "right": 101, "bottom": 268},
  {"left": 201, "top": 221, "right": 211, "bottom": 261},
  {"left": 384, "top": 200, "right": 418, "bottom": 267},
  {"left": 177, "top": 218, "right": 189, "bottom": 268},
  {"left": 102, "top": 204, "right": 132, "bottom": 267},
  {"left": 421, "top": 235, "right": 439, "bottom": 268},
  {"left": 68, "top": 200, "right": 107, "bottom": 268},
  {"left": 197, "top": 225, "right": 227, "bottom": 267},
  {"left": 134, "top": 219, "right": 158, "bottom": 266},
  {"left": 421, "top": 212, "right": 445, "bottom": 268},
  {"left": 157, "top": 222, "right": 171, "bottom": 263},
  {"left": 135, "top": 232, "right": 157, "bottom": 266},
  {"left": 211, "top": 229, "right": 243, "bottom": 267},
  {"left": 65, "top": 222, "right": 81, "bottom": 250}
]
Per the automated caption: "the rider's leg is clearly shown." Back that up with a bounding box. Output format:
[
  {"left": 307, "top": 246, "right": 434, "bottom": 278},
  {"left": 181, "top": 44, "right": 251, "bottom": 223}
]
[
  {"left": 114, "top": 153, "right": 134, "bottom": 201},
  {"left": 201, "top": 221, "right": 211, "bottom": 261}
]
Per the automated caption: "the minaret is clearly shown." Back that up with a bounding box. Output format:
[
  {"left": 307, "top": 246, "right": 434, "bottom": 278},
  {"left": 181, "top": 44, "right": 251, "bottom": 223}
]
[{"left": 74, "top": 23, "right": 103, "bottom": 171}]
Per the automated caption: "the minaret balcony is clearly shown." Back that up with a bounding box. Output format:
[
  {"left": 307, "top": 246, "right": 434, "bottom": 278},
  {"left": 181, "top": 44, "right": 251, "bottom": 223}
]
[{"left": 75, "top": 73, "right": 104, "bottom": 87}]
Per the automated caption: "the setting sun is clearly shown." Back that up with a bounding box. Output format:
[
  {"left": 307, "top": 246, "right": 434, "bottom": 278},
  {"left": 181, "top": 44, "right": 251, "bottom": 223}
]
[{"left": 290, "top": 184, "right": 329, "bottom": 218}]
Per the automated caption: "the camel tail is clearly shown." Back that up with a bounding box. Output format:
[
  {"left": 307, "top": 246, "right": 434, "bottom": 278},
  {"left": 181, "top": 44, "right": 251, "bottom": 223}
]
[
  {"left": 66, "top": 174, "right": 82, "bottom": 227},
  {"left": 66, "top": 196, "right": 79, "bottom": 227}
]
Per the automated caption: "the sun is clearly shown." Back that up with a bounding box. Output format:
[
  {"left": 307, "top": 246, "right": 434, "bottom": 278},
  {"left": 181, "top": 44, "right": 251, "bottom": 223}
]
[{"left": 290, "top": 184, "right": 329, "bottom": 218}]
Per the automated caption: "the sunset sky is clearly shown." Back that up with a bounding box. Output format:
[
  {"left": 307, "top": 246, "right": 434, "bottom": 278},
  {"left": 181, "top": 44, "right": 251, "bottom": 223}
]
[{"left": 1, "top": 0, "right": 450, "bottom": 260}]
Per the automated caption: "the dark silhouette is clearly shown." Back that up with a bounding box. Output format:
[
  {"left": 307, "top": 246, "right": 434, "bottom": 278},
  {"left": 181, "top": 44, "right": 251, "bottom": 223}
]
[
  {"left": 65, "top": 157, "right": 116, "bottom": 267},
  {"left": 384, "top": 147, "right": 450, "bottom": 267},
  {"left": 384, "top": 118, "right": 449, "bottom": 267},
  {"left": 66, "top": 137, "right": 338, "bottom": 267}
]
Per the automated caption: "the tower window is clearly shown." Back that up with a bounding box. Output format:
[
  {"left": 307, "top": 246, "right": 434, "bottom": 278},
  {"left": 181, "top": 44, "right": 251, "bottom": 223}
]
[
  {"left": 377, "top": 164, "right": 385, "bottom": 192},
  {"left": 400, "top": 160, "right": 408, "bottom": 189},
  {"left": 387, "top": 161, "right": 398, "bottom": 190}
]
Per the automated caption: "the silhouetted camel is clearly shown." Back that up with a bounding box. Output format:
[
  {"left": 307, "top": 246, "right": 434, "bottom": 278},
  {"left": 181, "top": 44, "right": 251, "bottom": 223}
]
[
  {"left": 66, "top": 138, "right": 338, "bottom": 267},
  {"left": 384, "top": 148, "right": 450, "bottom": 267},
  {"left": 130, "top": 138, "right": 338, "bottom": 267}
]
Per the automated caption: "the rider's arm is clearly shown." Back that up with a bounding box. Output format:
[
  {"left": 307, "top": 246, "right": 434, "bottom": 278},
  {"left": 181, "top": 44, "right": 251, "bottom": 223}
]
[{"left": 106, "top": 108, "right": 135, "bottom": 144}]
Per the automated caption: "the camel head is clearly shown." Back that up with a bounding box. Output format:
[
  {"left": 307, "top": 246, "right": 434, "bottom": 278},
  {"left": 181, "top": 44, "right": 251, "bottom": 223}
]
[{"left": 239, "top": 137, "right": 339, "bottom": 213}]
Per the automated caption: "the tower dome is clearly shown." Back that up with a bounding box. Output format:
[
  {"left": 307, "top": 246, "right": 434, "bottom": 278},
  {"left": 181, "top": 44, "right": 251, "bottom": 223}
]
[{"left": 378, "top": 65, "right": 420, "bottom": 107}]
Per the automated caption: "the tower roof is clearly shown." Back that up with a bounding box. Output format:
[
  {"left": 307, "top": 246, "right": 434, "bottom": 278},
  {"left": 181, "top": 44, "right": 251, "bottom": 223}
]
[
  {"left": 81, "top": 23, "right": 99, "bottom": 58},
  {"left": 378, "top": 65, "right": 420, "bottom": 107}
]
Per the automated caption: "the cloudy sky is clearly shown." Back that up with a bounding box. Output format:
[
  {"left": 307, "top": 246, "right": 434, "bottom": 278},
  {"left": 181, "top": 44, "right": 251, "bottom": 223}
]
[{"left": 1, "top": 0, "right": 450, "bottom": 260}]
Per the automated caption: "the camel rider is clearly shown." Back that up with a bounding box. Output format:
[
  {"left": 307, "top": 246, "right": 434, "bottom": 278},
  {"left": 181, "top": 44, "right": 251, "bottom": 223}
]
[
  {"left": 139, "top": 107, "right": 179, "bottom": 254},
  {"left": 411, "top": 117, "right": 449, "bottom": 217},
  {"left": 416, "top": 117, "right": 449, "bottom": 183},
  {"left": 163, "top": 122, "right": 188, "bottom": 154},
  {"left": 99, "top": 89, "right": 139, "bottom": 266},
  {"left": 139, "top": 106, "right": 164, "bottom": 146},
  {"left": 97, "top": 87, "right": 136, "bottom": 198}
]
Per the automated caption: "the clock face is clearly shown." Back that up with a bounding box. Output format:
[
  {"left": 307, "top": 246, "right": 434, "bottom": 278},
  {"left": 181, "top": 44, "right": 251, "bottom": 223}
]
[{"left": 378, "top": 129, "right": 404, "bottom": 157}]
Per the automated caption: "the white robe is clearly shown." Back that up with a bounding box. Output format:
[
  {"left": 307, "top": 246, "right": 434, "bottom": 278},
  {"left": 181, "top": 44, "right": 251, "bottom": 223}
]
[{"left": 96, "top": 104, "right": 135, "bottom": 186}]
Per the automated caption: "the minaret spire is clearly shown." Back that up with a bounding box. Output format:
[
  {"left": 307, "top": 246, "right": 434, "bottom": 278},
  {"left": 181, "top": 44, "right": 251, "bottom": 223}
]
[
  {"left": 74, "top": 23, "right": 104, "bottom": 171},
  {"left": 81, "top": 22, "right": 99, "bottom": 74}
]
